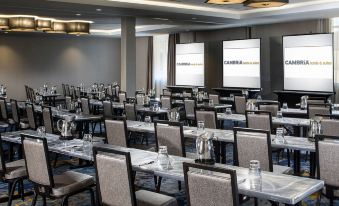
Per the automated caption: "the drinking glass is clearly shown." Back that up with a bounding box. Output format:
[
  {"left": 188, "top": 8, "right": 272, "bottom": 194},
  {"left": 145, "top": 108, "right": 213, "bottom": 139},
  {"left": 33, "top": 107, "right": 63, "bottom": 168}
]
[
  {"left": 226, "top": 108, "right": 232, "bottom": 115},
  {"left": 145, "top": 116, "right": 152, "bottom": 126},
  {"left": 197, "top": 121, "right": 205, "bottom": 132},
  {"left": 277, "top": 111, "right": 283, "bottom": 119},
  {"left": 157, "top": 146, "right": 171, "bottom": 170},
  {"left": 282, "top": 103, "right": 288, "bottom": 110},
  {"left": 248, "top": 160, "right": 262, "bottom": 190},
  {"left": 209, "top": 99, "right": 214, "bottom": 107},
  {"left": 83, "top": 134, "right": 93, "bottom": 155},
  {"left": 275, "top": 127, "right": 286, "bottom": 144},
  {"left": 256, "top": 95, "right": 262, "bottom": 102},
  {"left": 37, "top": 126, "right": 46, "bottom": 137}
]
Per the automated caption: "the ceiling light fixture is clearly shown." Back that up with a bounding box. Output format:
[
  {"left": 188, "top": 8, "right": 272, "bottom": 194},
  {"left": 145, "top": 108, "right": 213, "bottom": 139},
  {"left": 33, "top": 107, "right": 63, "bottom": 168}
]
[
  {"left": 244, "top": 0, "right": 288, "bottom": 8},
  {"left": 66, "top": 22, "right": 90, "bottom": 35},
  {"left": 9, "top": 17, "right": 36, "bottom": 31},
  {"left": 46, "top": 22, "right": 67, "bottom": 33},
  {"left": 205, "top": 0, "right": 247, "bottom": 4},
  {"left": 36, "top": 19, "right": 52, "bottom": 31},
  {"left": 0, "top": 18, "right": 9, "bottom": 30}
]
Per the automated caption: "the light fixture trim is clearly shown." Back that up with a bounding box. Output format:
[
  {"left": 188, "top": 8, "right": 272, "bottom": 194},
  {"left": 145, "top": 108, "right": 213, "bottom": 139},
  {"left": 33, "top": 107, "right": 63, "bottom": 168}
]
[
  {"left": 36, "top": 19, "right": 52, "bottom": 31},
  {"left": 244, "top": 0, "right": 289, "bottom": 8},
  {"left": 45, "top": 22, "right": 67, "bottom": 33},
  {"left": 66, "top": 22, "right": 90, "bottom": 35},
  {"left": 9, "top": 17, "right": 36, "bottom": 32},
  {"left": 0, "top": 18, "right": 9, "bottom": 30},
  {"left": 205, "top": 0, "right": 247, "bottom": 4}
]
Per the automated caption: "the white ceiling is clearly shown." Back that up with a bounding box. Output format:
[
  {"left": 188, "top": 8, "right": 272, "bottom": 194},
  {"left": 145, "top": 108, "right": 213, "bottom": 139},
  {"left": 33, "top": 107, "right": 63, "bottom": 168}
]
[{"left": 1, "top": 0, "right": 339, "bottom": 36}]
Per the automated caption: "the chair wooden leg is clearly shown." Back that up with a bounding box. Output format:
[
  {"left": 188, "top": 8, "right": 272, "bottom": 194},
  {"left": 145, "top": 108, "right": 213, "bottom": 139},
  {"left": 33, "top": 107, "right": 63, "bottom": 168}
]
[
  {"left": 178, "top": 181, "right": 181, "bottom": 191},
  {"left": 156, "top": 177, "right": 163, "bottom": 193},
  {"left": 53, "top": 154, "right": 59, "bottom": 168},
  {"left": 31, "top": 191, "right": 38, "bottom": 206},
  {"left": 62, "top": 196, "right": 69, "bottom": 206},
  {"left": 19, "top": 179, "right": 24, "bottom": 201},
  {"left": 42, "top": 195, "right": 47, "bottom": 206},
  {"left": 7, "top": 179, "right": 19, "bottom": 206},
  {"left": 89, "top": 188, "right": 95, "bottom": 206}
]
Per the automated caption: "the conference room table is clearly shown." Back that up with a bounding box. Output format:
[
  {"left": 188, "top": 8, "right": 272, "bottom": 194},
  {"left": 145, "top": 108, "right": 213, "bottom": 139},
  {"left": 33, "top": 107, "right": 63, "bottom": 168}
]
[
  {"left": 281, "top": 108, "right": 339, "bottom": 117},
  {"left": 37, "top": 93, "right": 62, "bottom": 106},
  {"left": 1, "top": 129, "right": 324, "bottom": 206},
  {"left": 126, "top": 120, "right": 314, "bottom": 175}
]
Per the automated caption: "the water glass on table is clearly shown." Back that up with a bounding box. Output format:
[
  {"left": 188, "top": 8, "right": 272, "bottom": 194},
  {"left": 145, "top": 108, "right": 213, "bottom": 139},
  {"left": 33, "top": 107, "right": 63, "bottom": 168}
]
[
  {"left": 248, "top": 160, "right": 262, "bottom": 190},
  {"left": 37, "top": 126, "right": 46, "bottom": 137},
  {"left": 197, "top": 121, "right": 205, "bottom": 133},
  {"left": 208, "top": 99, "right": 214, "bottom": 107},
  {"left": 157, "top": 146, "right": 171, "bottom": 170},
  {"left": 83, "top": 134, "right": 93, "bottom": 155},
  {"left": 225, "top": 108, "right": 232, "bottom": 115},
  {"left": 277, "top": 111, "right": 283, "bottom": 119},
  {"left": 282, "top": 103, "right": 288, "bottom": 110},
  {"left": 145, "top": 116, "right": 152, "bottom": 126}
]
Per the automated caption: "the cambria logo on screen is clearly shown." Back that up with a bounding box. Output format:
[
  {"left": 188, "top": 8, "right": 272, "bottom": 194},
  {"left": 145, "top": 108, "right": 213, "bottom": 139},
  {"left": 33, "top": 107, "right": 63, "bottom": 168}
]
[
  {"left": 285, "top": 60, "right": 332, "bottom": 65},
  {"left": 177, "top": 63, "right": 204, "bottom": 66},
  {"left": 223, "top": 60, "right": 259, "bottom": 65}
]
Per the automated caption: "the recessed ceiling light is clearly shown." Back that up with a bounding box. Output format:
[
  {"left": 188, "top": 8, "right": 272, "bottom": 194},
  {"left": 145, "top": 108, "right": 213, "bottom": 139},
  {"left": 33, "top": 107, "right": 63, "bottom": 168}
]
[
  {"left": 96, "top": 8, "right": 102, "bottom": 11},
  {"left": 4, "top": 31, "right": 8, "bottom": 34},
  {"left": 192, "top": 17, "right": 197, "bottom": 20},
  {"left": 152, "top": 17, "right": 169, "bottom": 21},
  {"left": 244, "top": 0, "right": 288, "bottom": 8},
  {"left": 76, "top": 13, "right": 82, "bottom": 16},
  {"left": 205, "top": 0, "right": 247, "bottom": 4}
]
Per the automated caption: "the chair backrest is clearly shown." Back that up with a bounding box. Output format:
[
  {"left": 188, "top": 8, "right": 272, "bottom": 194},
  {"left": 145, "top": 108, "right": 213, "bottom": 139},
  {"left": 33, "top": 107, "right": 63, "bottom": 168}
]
[
  {"left": 0, "top": 99, "right": 8, "bottom": 120},
  {"left": 163, "top": 89, "right": 171, "bottom": 96},
  {"left": 105, "top": 117, "right": 128, "bottom": 147},
  {"left": 114, "top": 85, "right": 120, "bottom": 97},
  {"left": 154, "top": 120, "right": 185, "bottom": 157},
  {"left": 21, "top": 135, "right": 54, "bottom": 188},
  {"left": 26, "top": 103, "right": 37, "bottom": 129},
  {"left": 308, "top": 103, "right": 331, "bottom": 119},
  {"left": 234, "top": 95, "right": 246, "bottom": 114},
  {"left": 0, "top": 134, "right": 7, "bottom": 176},
  {"left": 245, "top": 110, "right": 272, "bottom": 132},
  {"left": 65, "top": 84, "right": 70, "bottom": 96},
  {"left": 81, "top": 97, "right": 91, "bottom": 115},
  {"left": 107, "top": 85, "right": 113, "bottom": 96},
  {"left": 75, "top": 87, "right": 81, "bottom": 99},
  {"left": 69, "top": 86, "right": 76, "bottom": 99},
  {"left": 195, "top": 107, "right": 218, "bottom": 129},
  {"left": 65, "top": 96, "right": 72, "bottom": 110},
  {"left": 124, "top": 103, "right": 136, "bottom": 121},
  {"left": 308, "top": 99, "right": 326, "bottom": 105},
  {"left": 320, "top": 119, "right": 339, "bottom": 136},
  {"left": 316, "top": 135, "right": 339, "bottom": 187},
  {"left": 183, "top": 162, "right": 239, "bottom": 206},
  {"left": 103, "top": 100, "right": 113, "bottom": 118},
  {"left": 160, "top": 95, "right": 171, "bottom": 109},
  {"left": 258, "top": 102, "right": 280, "bottom": 117},
  {"left": 209, "top": 94, "right": 219, "bottom": 104},
  {"left": 233, "top": 127, "right": 273, "bottom": 172},
  {"left": 93, "top": 146, "right": 136, "bottom": 206},
  {"left": 136, "top": 94, "right": 145, "bottom": 106},
  {"left": 119, "top": 92, "right": 127, "bottom": 103},
  {"left": 42, "top": 106, "right": 54, "bottom": 133},
  {"left": 184, "top": 99, "right": 196, "bottom": 119},
  {"left": 10, "top": 99, "right": 20, "bottom": 124},
  {"left": 62, "top": 84, "right": 66, "bottom": 97}
]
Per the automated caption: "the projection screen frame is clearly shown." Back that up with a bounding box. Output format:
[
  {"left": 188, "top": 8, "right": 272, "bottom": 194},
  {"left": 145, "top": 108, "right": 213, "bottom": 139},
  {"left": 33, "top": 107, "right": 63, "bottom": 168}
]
[
  {"left": 222, "top": 38, "right": 262, "bottom": 90},
  {"left": 175, "top": 42, "right": 205, "bottom": 87},
  {"left": 282, "top": 33, "right": 334, "bottom": 93}
]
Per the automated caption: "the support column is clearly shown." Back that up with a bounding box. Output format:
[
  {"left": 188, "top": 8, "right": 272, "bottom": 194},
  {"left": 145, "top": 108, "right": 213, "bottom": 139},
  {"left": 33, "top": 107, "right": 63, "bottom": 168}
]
[{"left": 121, "top": 17, "right": 136, "bottom": 97}]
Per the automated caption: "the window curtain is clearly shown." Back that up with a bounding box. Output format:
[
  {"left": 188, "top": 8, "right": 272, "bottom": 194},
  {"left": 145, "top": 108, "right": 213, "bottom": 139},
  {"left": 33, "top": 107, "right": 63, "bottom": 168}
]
[
  {"left": 167, "top": 33, "right": 178, "bottom": 86},
  {"left": 331, "top": 18, "right": 339, "bottom": 101},
  {"left": 152, "top": 34, "right": 169, "bottom": 97},
  {"left": 147, "top": 36, "right": 153, "bottom": 91}
]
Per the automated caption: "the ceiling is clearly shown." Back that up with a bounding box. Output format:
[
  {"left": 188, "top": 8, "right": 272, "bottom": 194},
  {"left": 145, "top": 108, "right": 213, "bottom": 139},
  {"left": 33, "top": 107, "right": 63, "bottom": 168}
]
[{"left": 1, "top": 0, "right": 339, "bottom": 36}]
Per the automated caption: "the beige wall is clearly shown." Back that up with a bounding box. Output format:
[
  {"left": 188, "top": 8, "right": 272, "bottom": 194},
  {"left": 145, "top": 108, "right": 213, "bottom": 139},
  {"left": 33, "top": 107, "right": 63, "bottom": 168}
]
[{"left": 0, "top": 33, "right": 150, "bottom": 100}]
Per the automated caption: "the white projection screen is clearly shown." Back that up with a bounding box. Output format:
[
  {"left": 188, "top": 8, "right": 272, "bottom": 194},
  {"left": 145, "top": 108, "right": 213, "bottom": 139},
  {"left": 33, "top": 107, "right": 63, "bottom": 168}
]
[
  {"left": 283, "top": 33, "right": 334, "bottom": 92},
  {"left": 223, "top": 39, "right": 261, "bottom": 88},
  {"left": 176, "top": 43, "right": 205, "bottom": 86}
]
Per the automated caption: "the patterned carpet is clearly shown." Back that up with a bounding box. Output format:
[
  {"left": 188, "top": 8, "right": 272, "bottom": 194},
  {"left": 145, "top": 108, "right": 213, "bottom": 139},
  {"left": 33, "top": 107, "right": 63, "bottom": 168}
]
[{"left": 0, "top": 122, "right": 336, "bottom": 206}]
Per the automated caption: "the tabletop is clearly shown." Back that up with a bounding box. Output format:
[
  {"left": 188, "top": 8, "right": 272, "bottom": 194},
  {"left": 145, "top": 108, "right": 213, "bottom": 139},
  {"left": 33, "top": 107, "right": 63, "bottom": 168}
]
[
  {"left": 217, "top": 113, "right": 310, "bottom": 127},
  {"left": 126, "top": 121, "right": 315, "bottom": 152},
  {"left": 1, "top": 130, "right": 324, "bottom": 205}
]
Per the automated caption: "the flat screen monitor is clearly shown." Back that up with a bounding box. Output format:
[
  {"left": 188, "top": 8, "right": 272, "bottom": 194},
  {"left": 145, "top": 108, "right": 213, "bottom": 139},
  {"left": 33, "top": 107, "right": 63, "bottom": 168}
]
[
  {"left": 283, "top": 33, "right": 334, "bottom": 92},
  {"left": 223, "top": 39, "right": 261, "bottom": 89},
  {"left": 175, "top": 43, "right": 205, "bottom": 86}
]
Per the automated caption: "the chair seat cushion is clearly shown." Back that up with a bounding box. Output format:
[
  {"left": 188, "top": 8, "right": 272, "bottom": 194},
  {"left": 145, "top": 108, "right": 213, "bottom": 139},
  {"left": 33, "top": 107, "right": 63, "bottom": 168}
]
[
  {"left": 186, "top": 114, "right": 195, "bottom": 120},
  {"left": 20, "top": 122, "right": 30, "bottom": 129},
  {"left": 52, "top": 171, "right": 95, "bottom": 197},
  {"left": 273, "top": 165, "right": 293, "bottom": 175},
  {"left": 4, "top": 159, "right": 27, "bottom": 180},
  {"left": 0, "top": 122, "right": 9, "bottom": 128},
  {"left": 135, "top": 190, "right": 178, "bottom": 206}
]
